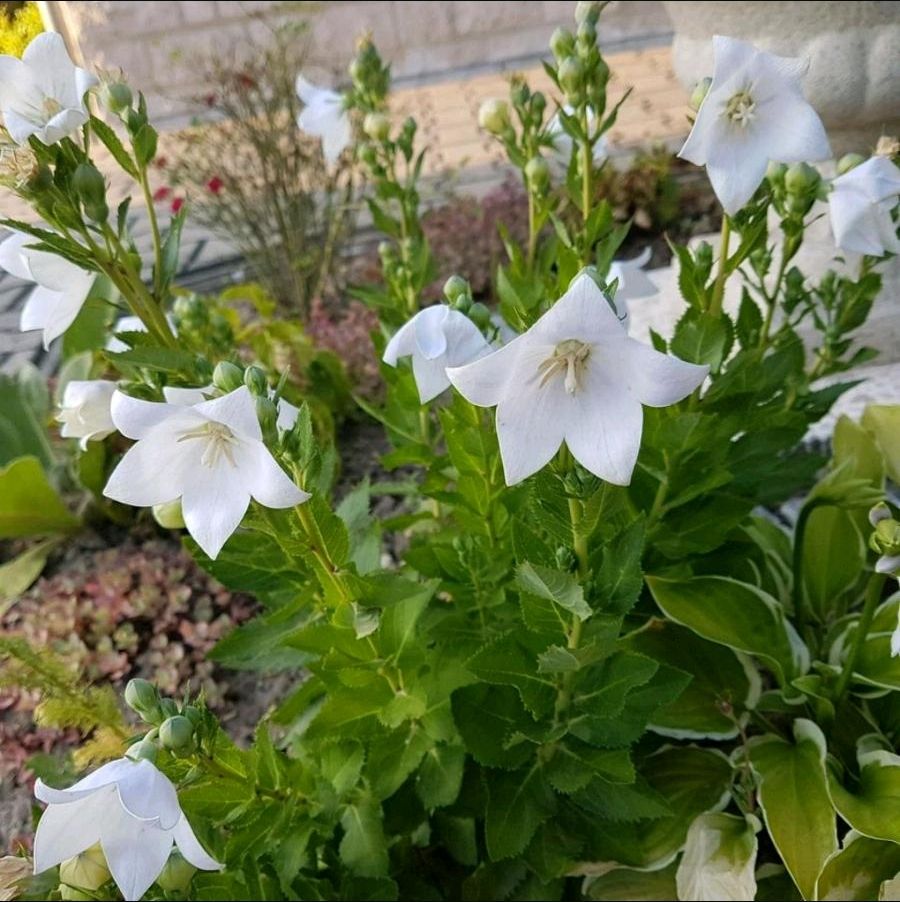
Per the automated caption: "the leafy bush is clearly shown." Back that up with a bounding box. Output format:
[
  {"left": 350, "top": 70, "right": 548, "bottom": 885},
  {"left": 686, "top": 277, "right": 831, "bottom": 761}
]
[{"left": 0, "top": 4, "right": 899, "bottom": 902}]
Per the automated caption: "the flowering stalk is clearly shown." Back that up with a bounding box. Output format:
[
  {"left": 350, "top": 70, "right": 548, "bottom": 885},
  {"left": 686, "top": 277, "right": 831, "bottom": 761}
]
[{"left": 833, "top": 572, "right": 887, "bottom": 700}]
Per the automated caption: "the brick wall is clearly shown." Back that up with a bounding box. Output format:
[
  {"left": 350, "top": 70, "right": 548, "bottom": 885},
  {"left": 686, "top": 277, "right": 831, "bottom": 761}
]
[{"left": 44, "top": 1, "right": 671, "bottom": 123}]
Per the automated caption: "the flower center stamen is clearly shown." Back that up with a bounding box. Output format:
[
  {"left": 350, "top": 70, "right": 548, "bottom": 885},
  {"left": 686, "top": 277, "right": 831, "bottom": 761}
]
[
  {"left": 177, "top": 421, "right": 239, "bottom": 468},
  {"left": 537, "top": 339, "right": 592, "bottom": 394},
  {"left": 41, "top": 96, "right": 63, "bottom": 119},
  {"left": 723, "top": 89, "right": 756, "bottom": 128}
]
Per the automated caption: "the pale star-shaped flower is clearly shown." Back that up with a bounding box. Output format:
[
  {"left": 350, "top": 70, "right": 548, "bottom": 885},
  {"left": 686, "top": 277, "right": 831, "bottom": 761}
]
[
  {"left": 296, "top": 75, "right": 351, "bottom": 165},
  {"left": 162, "top": 384, "right": 300, "bottom": 432},
  {"left": 57, "top": 379, "right": 117, "bottom": 449},
  {"left": 383, "top": 304, "right": 492, "bottom": 403},
  {"left": 103, "top": 386, "right": 309, "bottom": 559},
  {"left": 828, "top": 156, "right": 900, "bottom": 257},
  {"left": 0, "top": 32, "right": 97, "bottom": 145},
  {"left": 0, "top": 231, "right": 94, "bottom": 348},
  {"left": 606, "top": 247, "right": 658, "bottom": 323},
  {"left": 33, "top": 757, "right": 220, "bottom": 902},
  {"left": 678, "top": 35, "right": 830, "bottom": 215},
  {"left": 446, "top": 273, "right": 708, "bottom": 485},
  {"left": 106, "top": 314, "right": 178, "bottom": 354}
]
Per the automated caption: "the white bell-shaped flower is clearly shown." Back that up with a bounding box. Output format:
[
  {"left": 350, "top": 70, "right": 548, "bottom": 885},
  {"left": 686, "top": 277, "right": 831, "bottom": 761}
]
[
  {"left": 0, "top": 32, "right": 97, "bottom": 145},
  {"left": 296, "top": 75, "right": 351, "bottom": 165},
  {"left": 678, "top": 36, "right": 830, "bottom": 214},
  {"left": 33, "top": 757, "right": 220, "bottom": 902},
  {"left": 447, "top": 272, "right": 708, "bottom": 485},
  {"left": 383, "top": 304, "right": 492, "bottom": 403},
  {"left": 0, "top": 231, "right": 94, "bottom": 349},
  {"left": 103, "top": 386, "right": 309, "bottom": 558},
  {"left": 161, "top": 384, "right": 300, "bottom": 432},
  {"left": 57, "top": 379, "right": 117, "bottom": 449},
  {"left": 828, "top": 156, "right": 900, "bottom": 257}
]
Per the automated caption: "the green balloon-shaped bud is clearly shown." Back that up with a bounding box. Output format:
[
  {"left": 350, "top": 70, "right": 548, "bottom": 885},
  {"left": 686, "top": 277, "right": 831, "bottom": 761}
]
[
  {"left": 363, "top": 112, "right": 391, "bottom": 142},
  {"left": 443, "top": 274, "right": 469, "bottom": 303},
  {"left": 550, "top": 27, "right": 575, "bottom": 60},
  {"left": 243, "top": 365, "right": 269, "bottom": 396},
  {"left": 156, "top": 851, "right": 198, "bottom": 893},
  {"left": 784, "top": 161, "right": 821, "bottom": 195},
  {"left": 159, "top": 714, "right": 195, "bottom": 751},
  {"left": 477, "top": 98, "right": 511, "bottom": 136},
  {"left": 836, "top": 152, "right": 866, "bottom": 175},
  {"left": 124, "top": 678, "right": 161, "bottom": 720},
  {"left": 152, "top": 500, "right": 185, "bottom": 530},
  {"left": 558, "top": 57, "right": 584, "bottom": 96},
  {"left": 59, "top": 844, "right": 110, "bottom": 892},
  {"left": 690, "top": 77, "right": 712, "bottom": 112},
  {"left": 525, "top": 156, "right": 551, "bottom": 193},
  {"left": 469, "top": 302, "right": 492, "bottom": 329},
  {"left": 213, "top": 360, "right": 244, "bottom": 393},
  {"left": 125, "top": 737, "right": 159, "bottom": 763}
]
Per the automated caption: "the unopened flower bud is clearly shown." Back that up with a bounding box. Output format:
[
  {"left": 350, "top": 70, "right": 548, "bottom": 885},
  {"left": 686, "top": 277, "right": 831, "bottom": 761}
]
[
  {"left": 363, "top": 112, "right": 391, "bottom": 142},
  {"left": 525, "top": 156, "right": 551, "bottom": 193},
  {"left": 256, "top": 396, "right": 278, "bottom": 437},
  {"left": 453, "top": 294, "right": 473, "bottom": 314},
  {"left": 478, "top": 98, "right": 510, "bottom": 135},
  {"left": 784, "top": 162, "right": 820, "bottom": 195},
  {"left": 550, "top": 27, "right": 575, "bottom": 60},
  {"left": 100, "top": 79, "right": 133, "bottom": 114},
  {"left": 125, "top": 738, "right": 158, "bottom": 763},
  {"left": 766, "top": 161, "right": 787, "bottom": 186},
  {"left": 159, "top": 715, "right": 194, "bottom": 751},
  {"left": 124, "top": 678, "right": 160, "bottom": 718},
  {"left": 182, "top": 704, "right": 204, "bottom": 728},
  {"left": 871, "top": 517, "right": 900, "bottom": 556},
  {"left": 836, "top": 152, "right": 866, "bottom": 175},
  {"left": 577, "top": 19, "right": 597, "bottom": 47},
  {"left": 152, "top": 500, "right": 185, "bottom": 530},
  {"left": 156, "top": 851, "right": 197, "bottom": 893},
  {"left": 531, "top": 92, "right": 547, "bottom": 119},
  {"left": 469, "top": 302, "right": 492, "bottom": 329},
  {"left": 59, "top": 886, "right": 93, "bottom": 901},
  {"left": 73, "top": 163, "right": 108, "bottom": 220},
  {"left": 575, "top": 1, "right": 600, "bottom": 25},
  {"left": 213, "top": 360, "right": 244, "bottom": 393},
  {"left": 243, "top": 365, "right": 268, "bottom": 396},
  {"left": 558, "top": 57, "right": 584, "bottom": 96},
  {"left": 59, "top": 844, "right": 110, "bottom": 892},
  {"left": 690, "top": 77, "right": 712, "bottom": 112},
  {"left": 159, "top": 697, "right": 179, "bottom": 719},
  {"left": 443, "top": 274, "right": 469, "bottom": 303}
]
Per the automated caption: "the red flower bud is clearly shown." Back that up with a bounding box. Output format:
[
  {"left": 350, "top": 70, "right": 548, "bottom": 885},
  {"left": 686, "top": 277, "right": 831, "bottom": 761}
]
[
  {"left": 152, "top": 186, "right": 171, "bottom": 203},
  {"left": 206, "top": 176, "right": 223, "bottom": 195},
  {"left": 171, "top": 196, "right": 184, "bottom": 213}
]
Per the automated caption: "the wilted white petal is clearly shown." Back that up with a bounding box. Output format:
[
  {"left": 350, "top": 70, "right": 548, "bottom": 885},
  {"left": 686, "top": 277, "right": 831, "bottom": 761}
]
[
  {"left": 411, "top": 353, "right": 454, "bottom": 403},
  {"left": 115, "top": 760, "right": 181, "bottom": 830},
  {"left": 172, "top": 817, "right": 222, "bottom": 872},
  {"left": 383, "top": 318, "right": 418, "bottom": 366},
  {"left": 162, "top": 384, "right": 215, "bottom": 405}
]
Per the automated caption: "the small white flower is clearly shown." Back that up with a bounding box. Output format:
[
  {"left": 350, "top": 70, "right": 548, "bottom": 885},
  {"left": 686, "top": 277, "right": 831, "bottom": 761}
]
[
  {"left": 828, "top": 156, "right": 900, "bottom": 257},
  {"left": 162, "top": 384, "right": 300, "bottom": 432},
  {"left": 33, "top": 757, "right": 220, "bottom": 902},
  {"left": 547, "top": 106, "right": 608, "bottom": 168},
  {"left": 296, "top": 75, "right": 351, "bottom": 165},
  {"left": 57, "top": 380, "right": 117, "bottom": 449},
  {"left": 606, "top": 247, "right": 658, "bottom": 321},
  {"left": 447, "top": 272, "right": 708, "bottom": 485},
  {"left": 106, "top": 314, "right": 178, "bottom": 354},
  {"left": 0, "top": 32, "right": 97, "bottom": 145},
  {"left": 678, "top": 36, "right": 830, "bottom": 215},
  {"left": 383, "top": 304, "right": 492, "bottom": 403},
  {"left": 676, "top": 812, "right": 758, "bottom": 901},
  {"left": 103, "top": 386, "right": 309, "bottom": 559},
  {"left": 0, "top": 231, "right": 94, "bottom": 349}
]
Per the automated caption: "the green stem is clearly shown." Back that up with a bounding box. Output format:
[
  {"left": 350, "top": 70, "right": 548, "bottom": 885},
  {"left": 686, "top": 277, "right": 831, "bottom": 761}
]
[
  {"left": 758, "top": 253, "right": 788, "bottom": 348},
  {"left": 527, "top": 189, "right": 538, "bottom": 268},
  {"left": 834, "top": 572, "right": 886, "bottom": 700},
  {"left": 295, "top": 502, "right": 353, "bottom": 604},
  {"left": 579, "top": 109, "right": 592, "bottom": 265},
  {"left": 791, "top": 501, "right": 817, "bottom": 628},
  {"left": 138, "top": 165, "right": 165, "bottom": 298},
  {"left": 709, "top": 216, "right": 732, "bottom": 317}
]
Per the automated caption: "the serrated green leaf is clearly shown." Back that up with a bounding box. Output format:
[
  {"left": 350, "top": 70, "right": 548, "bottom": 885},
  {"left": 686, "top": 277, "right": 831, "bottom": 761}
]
[
  {"left": 485, "top": 763, "right": 556, "bottom": 860},
  {"left": 340, "top": 798, "right": 389, "bottom": 877},
  {"left": 516, "top": 562, "right": 591, "bottom": 621},
  {"left": 416, "top": 743, "right": 465, "bottom": 809}
]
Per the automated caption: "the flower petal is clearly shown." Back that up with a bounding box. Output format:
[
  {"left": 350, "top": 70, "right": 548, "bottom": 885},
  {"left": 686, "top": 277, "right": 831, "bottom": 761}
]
[
  {"left": 536, "top": 271, "right": 623, "bottom": 345},
  {"left": 244, "top": 441, "right": 309, "bottom": 508},
  {"left": 876, "top": 554, "right": 900, "bottom": 576},
  {"left": 194, "top": 386, "right": 262, "bottom": 442},
  {"left": 36, "top": 759, "right": 136, "bottom": 804},
  {"left": 19, "top": 285, "right": 59, "bottom": 334},
  {"left": 0, "top": 232, "right": 35, "bottom": 281},
  {"left": 172, "top": 816, "right": 222, "bottom": 871},
  {"left": 180, "top": 466, "right": 252, "bottom": 559},
  {"left": 564, "top": 369, "right": 644, "bottom": 485},
  {"left": 33, "top": 789, "right": 110, "bottom": 873},
  {"left": 447, "top": 334, "right": 526, "bottom": 407},
  {"left": 444, "top": 309, "right": 491, "bottom": 367},
  {"left": 24, "top": 250, "right": 91, "bottom": 294},
  {"left": 411, "top": 352, "right": 452, "bottom": 403},
  {"left": 383, "top": 317, "right": 418, "bottom": 366},
  {"left": 619, "top": 339, "right": 709, "bottom": 407},
  {"left": 21, "top": 33, "right": 80, "bottom": 108},
  {"left": 110, "top": 392, "right": 181, "bottom": 439},
  {"left": 413, "top": 305, "right": 450, "bottom": 360},
  {"left": 100, "top": 805, "right": 173, "bottom": 902},
  {"left": 163, "top": 385, "right": 215, "bottom": 405},
  {"left": 767, "top": 92, "right": 830, "bottom": 162},
  {"left": 115, "top": 760, "right": 181, "bottom": 831}
]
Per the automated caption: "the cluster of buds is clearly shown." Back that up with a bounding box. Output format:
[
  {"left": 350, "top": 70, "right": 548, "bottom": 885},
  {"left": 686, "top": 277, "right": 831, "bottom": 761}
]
[
  {"left": 766, "top": 160, "right": 823, "bottom": 218},
  {"left": 870, "top": 503, "right": 900, "bottom": 581},
  {"left": 124, "top": 677, "right": 202, "bottom": 758},
  {"left": 442, "top": 275, "right": 492, "bottom": 331},
  {"left": 550, "top": 1, "right": 608, "bottom": 110}
]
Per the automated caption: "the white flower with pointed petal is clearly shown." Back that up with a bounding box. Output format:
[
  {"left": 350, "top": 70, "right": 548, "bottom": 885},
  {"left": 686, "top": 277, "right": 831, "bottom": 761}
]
[
  {"left": 103, "top": 386, "right": 309, "bottom": 559},
  {"left": 296, "top": 75, "right": 351, "bottom": 165},
  {"left": 0, "top": 231, "right": 94, "bottom": 349},
  {"left": 57, "top": 379, "right": 117, "bottom": 449},
  {"left": 447, "top": 272, "right": 708, "bottom": 485},
  {"left": 33, "top": 757, "right": 220, "bottom": 902},
  {"left": 162, "top": 384, "right": 300, "bottom": 432},
  {"left": 678, "top": 36, "right": 830, "bottom": 215},
  {"left": 829, "top": 156, "right": 900, "bottom": 257},
  {"left": 606, "top": 247, "right": 658, "bottom": 323},
  {"left": 383, "top": 304, "right": 492, "bottom": 403},
  {"left": 0, "top": 32, "right": 97, "bottom": 145},
  {"left": 106, "top": 314, "right": 178, "bottom": 354}
]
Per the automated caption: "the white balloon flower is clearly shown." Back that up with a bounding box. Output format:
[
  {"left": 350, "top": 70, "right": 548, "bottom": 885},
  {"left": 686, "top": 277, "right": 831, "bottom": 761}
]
[
  {"left": 0, "top": 231, "right": 94, "bottom": 349},
  {"left": 447, "top": 272, "right": 708, "bottom": 486},
  {"left": 678, "top": 35, "right": 830, "bottom": 215},
  {"left": 828, "top": 156, "right": 900, "bottom": 257},
  {"left": 161, "top": 384, "right": 301, "bottom": 432},
  {"left": 296, "top": 75, "right": 351, "bottom": 165},
  {"left": 103, "top": 386, "right": 309, "bottom": 559},
  {"left": 0, "top": 32, "right": 97, "bottom": 145},
  {"left": 57, "top": 380, "right": 117, "bottom": 449},
  {"left": 383, "top": 304, "right": 492, "bottom": 403},
  {"left": 33, "top": 757, "right": 220, "bottom": 902}
]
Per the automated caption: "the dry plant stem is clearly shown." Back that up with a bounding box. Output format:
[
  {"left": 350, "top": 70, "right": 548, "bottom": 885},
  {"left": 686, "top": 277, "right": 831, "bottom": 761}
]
[{"left": 834, "top": 572, "right": 887, "bottom": 700}]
